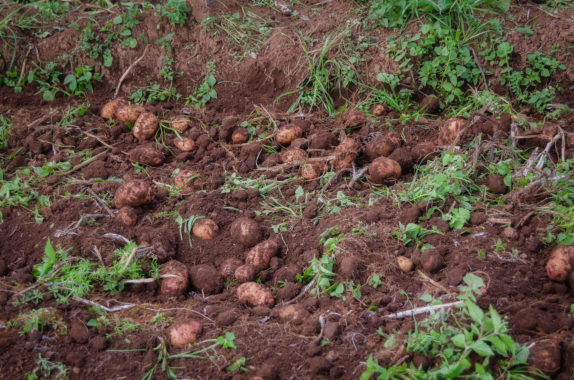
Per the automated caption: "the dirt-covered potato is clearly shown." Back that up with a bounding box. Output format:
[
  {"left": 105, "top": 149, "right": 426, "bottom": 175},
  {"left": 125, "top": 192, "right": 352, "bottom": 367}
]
[
  {"left": 235, "top": 264, "right": 256, "bottom": 283},
  {"left": 237, "top": 282, "right": 274, "bottom": 307},
  {"left": 334, "top": 137, "right": 359, "bottom": 169},
  {"left": 368, "top": 157, "right": 402, "bottom": 184},
  {"left": 411, "top": 141, "right": 436, "bottom": 163},
  {"left": 192, "top": 218, "right": 219, "bottom": 240},
  {"left": 300, "top": 162, "right": 326, "bottom": 180},
  {"left": 128, "top": 146, "right": 164, "bottom": 166},
  {"left": 230, "top": 217, "right": 262, "bottom": 247},
  {"left": 274, "top": 304, "right": 309, "bottom": 324},
  {"left": 546, "top": 245, "right": 574, "bottom": 282},
  {"left": 344, "top": 109, "right": 366, "bottom": 126},
  {"left": 245, "top": 239, "right": 280, "bottom": 271},
  {"left": 276, "top": 124, "right": 303, "bottom": 145},
  {"left": 371, "top": 104, "right": 388, "bottom": 117},
  {"left": 171, "top": 115, "right": 191, "bottom": 133},
  {"left": 189, "top": 264, "right": 223, "bottom": 294},
  {"left": 231, "top": 128, "right": 249, "bottom": 144},
  {"left": 169, "top": 320, "right": 202, "bottom": 347},
  {"left": 280, "top": 148, "right": 307, "bottom": 164},
  {"left": 173, "top": 170, "right": 206, "bottom": 190},
  {"left": 116, "top": 104, "right": 145, "bottom": 123},
  {"left": 365, "top": 134, "right": 400, "bottom": 159},
  {"left": 117, "top": 206, "right": 138, "bottom": 226},
  {"left": 114, "top": 180, "right": 152, "bottom": 208},
  {"left": 101, "top": 98, "right": 127, "bottom": 119},
  {"left": 528, "top": 339, "right": 562, "bottom": 376},
  {"left": 160, "top": 260, "right": 189, "bottom": 296},
  {"left": 133, "top": 112, "right": 159, "bottom": 140},
  {"left": 174, "top": 137, "right": 196, "bottom": 152},
  {"left": 290, "top": 138, "right": 307, "bottom": 150},
  {"left": 397, "top": 256, "right": 413, "bottom": 272},
  {"left": 438, "top": 117, "right": 466, "bottom": 146},
  {"left": 220, "top": 258, "right": 243, "bottom": 280}
]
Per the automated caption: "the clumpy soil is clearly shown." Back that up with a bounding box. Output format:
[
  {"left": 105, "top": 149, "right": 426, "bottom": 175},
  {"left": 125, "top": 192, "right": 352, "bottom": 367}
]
[{"left": 1, "top": 1, "right": 573, "bottom": 379}]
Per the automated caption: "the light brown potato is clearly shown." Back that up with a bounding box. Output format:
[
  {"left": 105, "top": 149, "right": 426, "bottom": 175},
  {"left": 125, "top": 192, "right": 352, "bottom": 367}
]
[
  {"left": 171, "top": 115, "right": 191, "bottom": 133},
  {"left": 300, "top": 162, "right": 326, "bottom": 180},
  {"left": 276, "top": 124, "right": 303, "bottom": 145},
  {"left": 230, "top": 217, "right": 262, "bottom": 247},
  {"left": 116, "top": 104, "right": 146, "bottom": 123},
  {"left": 192, "top": 218, "right": 219, "bottom": 240},
  {"left": 133, "top": 112, "right": 159, "bottom": 140},
  {"left": 231, "top": 128, "right": 249, "bottom": 144},
  {"left": 371, "top": 104, "right": 388, "bottom": 117},
  {"left": 546, "top": 245, "right": 574, "bottom": 282},
  {"left": 174, "top": 137, "right": 196, "bottom": 152},
  {"left": 345, "top": 109, "right": 366, "bottom": 126},
  {"left": 438, "top": 117, "right": 466, "bottom": 146},
  {"left": 117, "top": 206, "right": 138, "bottom": 226},
  {"left": 280, "top": 148, "right": 307, "bottom": 164},
  {"left": 235, "top": 264, "right": 256, "bottom": 283},
  {"left": 365, "top": 134, "right": 400, "bottom": 159},
  {"left": 101, "top": 98, "right": 127, "bottom": 119},
  {"left": 160, "top": 260, "right": 189, "bottom": 296},
  {"left": 128, "top": 146, "right": 164, "bottom": 166},
  {"left": 245, "top": 239, "right": 280, "bottom": 271},
  {"left": 369, "top": 157, "right": 402, "bottom": 184},
  {"left": 237, "top": 282, "right": 274, "bottom": 307},
  {"left": 168, "top": 320, "right": 202, "bottom": 347},
  {"left": 220, "top": 258, "right": 243, "bottom": 280},
  {"left": 173, "top": 170, "right": 206, "bottom": 190},
  {"left": 334, "top": 138, "right": 359, "bottom": 169},
  {"left": 397, "top": 256, "right": 413, "bottom": 272},
  {"left": 274, "top": 304, "right": 309, "bottom": 324},
  {"left": 114, "top": 180, "right": 152, "bottom": 208}
]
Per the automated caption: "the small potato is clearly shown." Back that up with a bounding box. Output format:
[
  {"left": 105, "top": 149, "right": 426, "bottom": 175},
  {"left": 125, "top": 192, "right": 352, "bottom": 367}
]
[
  {"left": 438, "top": 117, "right": 466, "bottom": 146},
  {"left": 334, "top": 138, "right": 359, "bottom": 169},
  {"left": 117, "top": 206, "right": 138, "bottom": 226},
  {"left": 276, "top": 124, "right": 303, "bottom": 145},
  {"left": 171, "top": 115, "right": 191, "bottom": 133},
  {"left": 365, "top": 134, "right": 400, "bottom": 159},
  {"left": 280, "top": 148, "right": 307, "bottom": 164},
  {"left": 174, "top": 137, "right": 196, "bottom": 152},
  {"left": 220, "top": 258, "right": 243, "bottom": 280},
  {"left": 368, "top": 157, "right": 402, "bottom": 184},
  {"left": 345, "top": 109, "right": 366, "bottom": 126},
  {"left": 114, "top": 180, "right": 152, "bottom": 208},
  {"left": 300, "top": 162, "right": 326, "bottom": 180},
  {"left": 189, "top": 264, "right": 223, "bottom": 294},
  {"left": 397, "top": 256, "right": 413, "bottom": 272},
  {"left": 231, "top": 128, "right": 249, "bottom": 144},
  {"left": 128, "top": 146, "right": 164, "bottom": 166},
  {"left": 101, "top": 98, "right": 127, "bottom": 119},
  {"left": 274, "top": 304, "right": 309, "bottom": 325},
  {"left": 174, "top": 170, "right": 206, "bottom": 190},
  {"left": 371, "top": 104, "right": 388, "bottom": 117},
  {"left": 192, "top": 218, "right": 219, "bottom": 240},
  {"left": 116, "top": 104, "right": 146, "bottom": 123},
  {"left": 169, "top": 320, "right": 202, "bottom": 347},
  {"left": 160, "top": 260, "right": 189, "bottom": 296},
  {"left": 290, "top": 138, "right": 307, "bottom": 150},
  {"left": 546, "top": 245, "right": 574, "bottom": 282},
  {"left": 133, "top": 112, "right": 159, "bottom": 140},
  {"left": 237, "top": 282, "right": 274, "bottom": 307},
  {"left": 235, "top": 264, "right": 256, "bottom": 283},
  {"left": 245, "top": 239, "right": 280, "bottom": 271},
  {"left": 230, "top": 217, "right": 262, "bottom": 247},
  {"left": 528, "top": 339, "right": 562, "bottom": 376}
]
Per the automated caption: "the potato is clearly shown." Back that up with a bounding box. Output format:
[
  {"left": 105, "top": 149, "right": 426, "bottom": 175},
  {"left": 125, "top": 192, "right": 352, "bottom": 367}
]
[
  {"left": 438, "top": 117, "right": 466, "bottom": 146},
  {"left": 160, "top": 260, "right": 189, "bottom": 296},
  {"left": 189, "top": 264, "right": 223, "bottom": 294},
  {"left": 117, "top": 206, "right": 138, "bottom": 226},
  {"left": 128, "top": 146, "right": 164, "bottom": 166},
  {"left": 116, "top": 104, "right": 146, "bottom": 123},
  {"left": 220, "top": 258, "right": 243, "bottom": 280},
  {"left": 174, "top": 137, "right": 196, "bottom": 152},
  {"left": 245, "top": 239, "right": 280, "bottom": 271},
  {"left": 334, "top": 138, "right": 359, "bottom": 169},
  {"left": 168, "top": 320, "right": 202, "bottom": 347},
  {"left": 230, "top": 217, "right": 262, "bottom": 247},
  {"left": 133, "top": 112, "right": 159, "bottom": 140},
  {"left": 101, "top": 98, "right": 127, "bottom": 119},
  {"left": 235, "top": 264, "right": 256, "bottom": 283},
  {"left": 397, "top": 256, "right": 413, "bottom": 272},
  {"left": 371, "top": 104, "right": 388, "bottom": 117},
  {"left": 290, "top": 138, "right": 307, "bottom": 150},
  {"left": 114, "top": 180, "right": 152, "bottom": 208},
  {"left": 237, "top": 282, "right": 274, "bottom": 307},
  {"left": 280, "top": 148, "right": 307, "bottom": 164},
  {"left": 231, "top": 128, "right": 249, "bottom": 144},
  {"left": 528, "top": 339, "right": 562, "bottom": 376},
  {"left": 345, "top": 109, "right": 366, "bottom": 126},
  {"left": 174, "top": 170, "right": 206, "bottom": 190},
  {"left": 300, "top": 162, "right": 326, "bottom": 180},
  {"left": 546, "top": 245, "right": 574, "bottom": 282},
  {"left": 365, "top": 134, "right": 400, "bottom": 159},
  {"left": 274, "top": 304, "right": 309, "bottom": 324},
  {"left": 276, "top": 124, "right": 303, "bottom": 145},
  {"left": 368, "top": 157, "right": 401, "bottom": 184},
  {"left": 192, "top": 218, "right": 219, "bottom": 240},
  {"left": 171, "top": 115, "right": 191, "bottom": 133},
  {"left": 411, "top": 141, "right": 436, "bottom": 162}
]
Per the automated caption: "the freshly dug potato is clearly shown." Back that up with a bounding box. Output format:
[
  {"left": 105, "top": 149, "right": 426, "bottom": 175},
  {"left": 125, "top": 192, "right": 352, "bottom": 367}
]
[
  {"left": 280, "top": 148, "right": 307, "bottom": 164},
  {"left": 438, "top": 117, "right": 466, "bottom": 146},
  {"left": 117, "top": 207, "right": 138, "bottom": 226},
  {"left": 231, "top": 128, "right": 249, "bottom": 144},
  {"left": 220, "top": 258, "right": 243, "bottom": 280},
  {"left": 365, "top": 134, "right": 401, "bottom": 159},
  {"left": 189, "top": 264, "right": 223, "bottom": 294},
  {"left": 235, "top": 264, "right": 256, "bottom": 283},
  {"left": 114, "top": 180, "right": 152, "bottom": 208},
  {"left": 230, "top": 217, "right": 262, "bottom": 247},
  {"left": 273, "top": 304, "right": 309, "bottom": 324},
  {"left": 345, "top": 109, "right": 366, "bottom": 126},
  {"left": 133, "top": 112, "right": 159, "bottom": 140},
  {"left": 173, "top": 170, "right": 205, "bottom": 190},
  {"left": 116, "top": 104, "right": 145, "bottom": 123},
  {"left": 245, "top": 239, "right": 280, "bottom": 271},
  {"left": 174, "top": 137, "right": 196, "bottom": 152},
  {"left": 300, "top": 162, "right": 326, "bottom": 180},
  {"left": 309, "top": 132, "right": 338, "bottom": 150},
  {"left": 192, "top": 218, "right": 219, "bottom": 240},
  {"left": 101, "top": 98, "right": 127, "bottom": 119},
  {"left": 371, "top": 104, "right": 388, "bottom": 117},
  {"left": 276, "top": 124, "right": 303, "bottom": 145},
  {"left": 334, "top": 138, "right": 360, "bottom": 169},
  {"left": 411, "top": 141, "right": 436, "bottom": 162},
  {"left": 546, "top": 245, "right": 574, "bottom": 282},
  {"left": 160, "top": 260, "right": 189, "bottom": 296},
  {"left": 368, "top": 157, "right": 402, "bottom": 184},
  {"left": 290, "top": 138, "right": 307, "bottom": 150},
  {"left": 397, "top": 256, "right": 413, "bottom": 272},
  {"left": 171, "top": 115, "right": 191, "bottom": 133},
  {"left": 128, "top": 146, "right": 164, "bottom": 166},
  {"left": 528, "top": 339, "right": 562, "bottom": 376},
  {"left": 168, "top": 320, "right": 202, "bottom": 347},
  {"left": 237, "top": 282, "right": 274, "bottom": 307}
]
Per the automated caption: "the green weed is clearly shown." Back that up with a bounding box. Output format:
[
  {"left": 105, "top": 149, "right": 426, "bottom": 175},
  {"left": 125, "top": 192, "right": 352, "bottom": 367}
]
[
  {"left": 11, "top": 307, "right": 67, "bottom": 336},
  {"left": 25, "top": 354, "right": 69, "bottom": 380},
  {"left": 0, "top": 168, "right": 51, "bottom": 223},
  {"left": 185, "top": 61, "right": 217, "bottom": 108}
]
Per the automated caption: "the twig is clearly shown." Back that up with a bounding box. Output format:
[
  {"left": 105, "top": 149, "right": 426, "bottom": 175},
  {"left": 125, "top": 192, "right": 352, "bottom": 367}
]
[
  {"left": 417, "top": 270, "right": 452, "bottom": 295},
  {"left": 54, "top": 214, "right": 107, "bottom": 237},
  {"left": 383, "top": 301, "right": 463, "bottom": 319},
  {"left": 283, "top": 274, "right": 317, "bottom": 305},
  {"left": 82, "top": 131, "right": 127, "bottom": 154},
  {"left": 471, "top": 48, "right": 488, "bottom": 90},
  {"left": 91, "top": 246, "right": 105, "bottom": 267},
  {"left": 72, "top": 297, "right": 135, "bottom": 312},
  {"left": 85, "top": 187, "right": 115, "bottom": 217},
  {"left": 535, "top": 133, "right": 560, "bottom": 170},
  {"left": 56, "top": 150, "right": 108, "bottom": 176},
  {"left": 103, "top": 233, "right": 130, "bottom": 244},
  {"left": 115, "top": 45, "right": 150, "bottom": 97}
]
